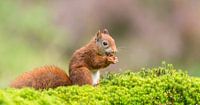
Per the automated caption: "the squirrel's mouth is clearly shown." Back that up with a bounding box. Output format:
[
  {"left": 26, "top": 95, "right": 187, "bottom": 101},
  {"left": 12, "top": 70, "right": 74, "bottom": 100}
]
[
  {"left": 105, "top": 51, "right": 116, "bottom": 56},
  {"left": 104, "top": 48, "right": 117, "bottom": 56}
]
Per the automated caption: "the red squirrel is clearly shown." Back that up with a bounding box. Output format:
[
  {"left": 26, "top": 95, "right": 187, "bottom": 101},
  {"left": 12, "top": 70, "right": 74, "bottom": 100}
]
[{"left": 10, "top": 29, "right": 118, "bottom": 89}]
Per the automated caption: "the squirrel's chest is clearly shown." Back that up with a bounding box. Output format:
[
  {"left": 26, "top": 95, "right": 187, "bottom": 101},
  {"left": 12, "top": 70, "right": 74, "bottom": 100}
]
[{"left": 91, "top": 70, "right": 100, "bottom": 85}]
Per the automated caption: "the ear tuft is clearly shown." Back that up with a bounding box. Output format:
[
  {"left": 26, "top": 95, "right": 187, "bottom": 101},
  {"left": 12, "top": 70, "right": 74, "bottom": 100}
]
[
  {"left": 96, "top": 30, "right": 102, "bottom": 41},
  {"left": 103, "top": 29, "right": 109, "bottom": 34}
]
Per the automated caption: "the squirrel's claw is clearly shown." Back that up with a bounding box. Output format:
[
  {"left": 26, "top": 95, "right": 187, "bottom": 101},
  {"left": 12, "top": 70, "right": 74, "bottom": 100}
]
[{"left": 113, "top": 56, "right": 119, "bottom": 64}]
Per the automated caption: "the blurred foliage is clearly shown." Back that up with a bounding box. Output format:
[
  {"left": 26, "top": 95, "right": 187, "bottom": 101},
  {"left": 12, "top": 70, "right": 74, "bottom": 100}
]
[
  {"left": 0, "top": 63, "right": 200, "bottom": 104},
  {"left": 0, "top": 1, "right": 68, "bottom": 87}
]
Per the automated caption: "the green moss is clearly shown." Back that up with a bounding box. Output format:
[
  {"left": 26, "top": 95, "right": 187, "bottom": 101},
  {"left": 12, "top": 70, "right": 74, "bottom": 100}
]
[{"left": 1, "top": 63, "right": 200, "bottom": 105}]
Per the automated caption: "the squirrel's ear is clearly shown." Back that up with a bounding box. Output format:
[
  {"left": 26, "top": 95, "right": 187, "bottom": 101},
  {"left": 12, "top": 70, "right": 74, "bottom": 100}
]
[
  {"left": 96, "top": 30, "right": 102, "bottom": 41},
  {"left": 103, "top": 29, "right": 109, "bottom": 35}
]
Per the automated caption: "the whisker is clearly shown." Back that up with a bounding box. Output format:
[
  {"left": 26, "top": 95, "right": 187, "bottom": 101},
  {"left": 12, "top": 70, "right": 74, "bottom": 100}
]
[{"left": 116, "top": 46, "right": 129, "bottom": 53}]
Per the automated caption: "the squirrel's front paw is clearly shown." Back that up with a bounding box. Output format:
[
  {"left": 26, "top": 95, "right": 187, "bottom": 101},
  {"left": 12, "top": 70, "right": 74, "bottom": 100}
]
[
  {"left": 107, "top": 56, "right": 119, "bottom": 64},
  {"left": 114, "top": 56, "right": 119, "bottom": 63}
]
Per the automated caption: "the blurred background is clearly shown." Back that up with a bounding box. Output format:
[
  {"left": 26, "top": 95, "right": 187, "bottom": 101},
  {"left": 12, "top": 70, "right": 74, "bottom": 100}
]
[{"left": 0, "top": 0, "right": 200, "bottom": 88}]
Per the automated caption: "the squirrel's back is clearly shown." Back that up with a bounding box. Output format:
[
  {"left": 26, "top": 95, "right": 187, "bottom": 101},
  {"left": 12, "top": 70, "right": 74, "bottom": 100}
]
[{"left": 10, "top": 66, "right": 71, "bottom": 89}]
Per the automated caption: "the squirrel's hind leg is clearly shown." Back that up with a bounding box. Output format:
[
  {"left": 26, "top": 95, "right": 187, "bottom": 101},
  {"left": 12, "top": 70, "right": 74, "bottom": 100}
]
[{"left": 69, "top": 67, "right": 93, "bottom": 86}]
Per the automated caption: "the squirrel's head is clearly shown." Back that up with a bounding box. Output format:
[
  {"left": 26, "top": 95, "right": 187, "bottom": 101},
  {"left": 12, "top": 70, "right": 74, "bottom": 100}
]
[{"left": 95, "top": 29, "right": 117, "bottom": 56}]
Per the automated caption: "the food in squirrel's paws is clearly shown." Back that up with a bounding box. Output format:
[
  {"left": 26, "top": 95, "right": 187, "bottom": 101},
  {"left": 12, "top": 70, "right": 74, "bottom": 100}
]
[
  {"left": 106, "top": 54, "right": 118, "bottom": 64},
  {"left": 113, "top": 56, "right": 119, "bottom": 63},
  {"left": 106, "top": 52, "right": 118, "bottom": 63}
]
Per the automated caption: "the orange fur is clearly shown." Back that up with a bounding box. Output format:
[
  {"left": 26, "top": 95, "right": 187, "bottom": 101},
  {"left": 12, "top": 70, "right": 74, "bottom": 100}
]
[{"left": 10, "top": 66, "right": 71, "bottom": 89}]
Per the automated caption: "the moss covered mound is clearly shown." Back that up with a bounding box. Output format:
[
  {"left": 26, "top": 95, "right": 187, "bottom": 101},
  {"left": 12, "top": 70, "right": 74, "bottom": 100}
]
[{"left": 1, "top": 63, "right": 200, "bottom": 105}]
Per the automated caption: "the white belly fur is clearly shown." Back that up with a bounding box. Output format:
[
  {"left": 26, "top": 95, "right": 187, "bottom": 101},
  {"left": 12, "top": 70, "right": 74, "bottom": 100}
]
[{"left": 91, "top": 70, "right": 100, "bottom": 85}]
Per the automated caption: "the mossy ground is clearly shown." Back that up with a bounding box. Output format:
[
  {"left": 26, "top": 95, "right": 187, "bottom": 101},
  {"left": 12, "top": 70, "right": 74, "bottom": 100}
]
[{"left": 1, "top": 62, "right": 200, "bottom": 105}]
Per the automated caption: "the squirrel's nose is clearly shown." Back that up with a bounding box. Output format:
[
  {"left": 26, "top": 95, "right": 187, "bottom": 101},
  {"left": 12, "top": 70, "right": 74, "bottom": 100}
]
[
  {"left": 112, "top": 47, "right": 118, "bottom": 54},
  {"left": 111, "top": 50, "right": 117, "bottom": 54}
]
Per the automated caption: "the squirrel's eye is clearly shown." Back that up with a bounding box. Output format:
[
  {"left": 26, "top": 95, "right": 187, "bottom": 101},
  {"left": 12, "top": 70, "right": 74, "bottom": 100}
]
[
  {"left": 103, "top": 42, "right": 108, "bottom": 46},
  {"left": 102, "top": 41, "right": 109, "bottom": 47}
]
